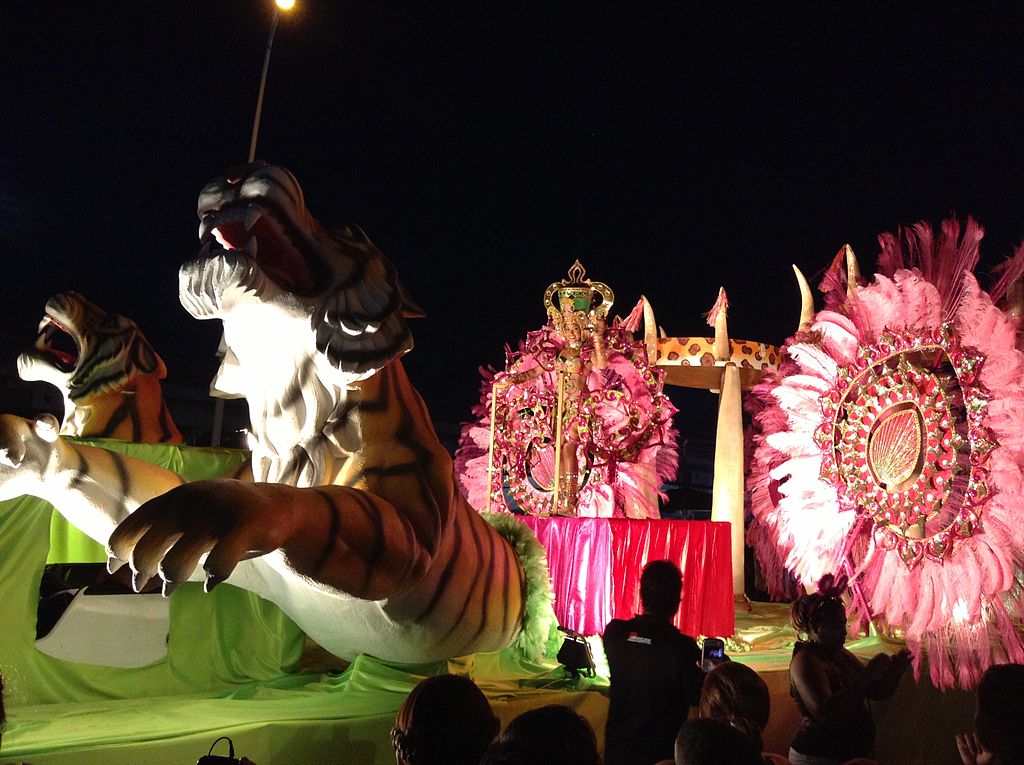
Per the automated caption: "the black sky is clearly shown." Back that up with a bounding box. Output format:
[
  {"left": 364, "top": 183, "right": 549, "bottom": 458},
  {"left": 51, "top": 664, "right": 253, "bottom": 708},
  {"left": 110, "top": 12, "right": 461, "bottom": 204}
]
[{"left": 3, "top": 3, "right": 1024, "bottom": 434}]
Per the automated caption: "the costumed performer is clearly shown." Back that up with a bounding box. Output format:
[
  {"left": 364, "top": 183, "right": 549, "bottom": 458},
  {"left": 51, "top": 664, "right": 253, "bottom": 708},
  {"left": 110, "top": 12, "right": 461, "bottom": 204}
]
[{"left": 455, "top": 260, "right": 677, "bottom": 518}]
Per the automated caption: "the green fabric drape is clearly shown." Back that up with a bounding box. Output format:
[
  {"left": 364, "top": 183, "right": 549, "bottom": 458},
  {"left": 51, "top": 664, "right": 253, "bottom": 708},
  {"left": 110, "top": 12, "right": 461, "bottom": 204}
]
[
  {"left": 0, "top": 440, "right": 598, "bottom": 764},
  {"left": 0, "top": 440, "right": 304, "bottom": 709},
  {"left": 45, "top": 438, "right": 250, "bottom": 564}
]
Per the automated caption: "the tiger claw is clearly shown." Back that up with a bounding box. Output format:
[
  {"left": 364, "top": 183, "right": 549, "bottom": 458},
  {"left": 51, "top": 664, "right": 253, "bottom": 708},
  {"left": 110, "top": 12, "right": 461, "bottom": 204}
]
[
  {"left": 132, "top": 570, "right": 147, "bottom": 592},
  {"left": 161, "top": 580, "right": 180, "bottom": 598},
  {"left": 106, "top": 555, "right": 126, "bottom": 575},
  {"left": 204, "top": 572, "right": 226, "bottom": 593}
]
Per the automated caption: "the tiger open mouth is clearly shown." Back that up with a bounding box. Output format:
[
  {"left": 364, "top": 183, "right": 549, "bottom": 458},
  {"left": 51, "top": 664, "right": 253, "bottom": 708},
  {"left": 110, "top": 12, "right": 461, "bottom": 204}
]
[
  {"left": 197, "top": 202, "right": 317, "bottom": 295},
  {"left": 32, "top": 313, "right": 80, "bottom": 373}
]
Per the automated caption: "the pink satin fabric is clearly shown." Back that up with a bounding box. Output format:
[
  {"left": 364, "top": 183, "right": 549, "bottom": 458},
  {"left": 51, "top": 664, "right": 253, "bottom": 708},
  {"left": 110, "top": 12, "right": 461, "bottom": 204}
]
[{"left": 520, "top": 517, "right": 734, "bottom": 637}]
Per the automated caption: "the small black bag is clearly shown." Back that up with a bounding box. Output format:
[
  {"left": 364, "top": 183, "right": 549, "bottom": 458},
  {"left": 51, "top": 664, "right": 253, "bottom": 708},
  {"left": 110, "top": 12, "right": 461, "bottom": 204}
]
[
  {"left": 557, "top": 626, "right": 596, "bottom": 678},
  {"left": 197, "top": 736, "right": 241, "bottom": 765}
]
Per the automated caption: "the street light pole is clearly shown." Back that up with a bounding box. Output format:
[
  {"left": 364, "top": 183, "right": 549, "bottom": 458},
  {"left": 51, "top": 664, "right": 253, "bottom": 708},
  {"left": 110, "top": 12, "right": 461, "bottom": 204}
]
[
  {"left": 213, "top": 1, "right": 295, "bottom": 447},
  {"left": 248, "top": 8, "right": 281, "bottom": 163}
]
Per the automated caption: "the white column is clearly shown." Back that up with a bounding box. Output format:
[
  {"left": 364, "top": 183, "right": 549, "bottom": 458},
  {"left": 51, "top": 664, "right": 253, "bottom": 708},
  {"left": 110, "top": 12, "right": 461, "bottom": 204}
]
[{"left": 711, "top": 363, "right": 745, "bottom": 599}]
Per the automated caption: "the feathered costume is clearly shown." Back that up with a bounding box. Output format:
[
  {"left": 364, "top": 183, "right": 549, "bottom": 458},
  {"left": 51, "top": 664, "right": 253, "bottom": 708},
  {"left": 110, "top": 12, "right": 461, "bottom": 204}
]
[
  {"left": 456, "top": 301, "right": 678, "bottom": 519},
  {"left": 747, "top": 218, "right": 1024, "bottom": 689}
]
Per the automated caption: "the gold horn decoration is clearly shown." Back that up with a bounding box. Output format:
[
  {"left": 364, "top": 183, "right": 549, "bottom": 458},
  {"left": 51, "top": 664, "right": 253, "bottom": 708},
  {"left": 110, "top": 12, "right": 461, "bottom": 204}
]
[
  {"left": 654, "top": 290, "right": 781, "bottom": 602},
  {"left": 706, "top": 287, "right": 731, "bottom": 362},
  {"left": 793, "top": 264, "right": 814, "bottom": 332},
  {"left": 844, "top": 243, "right": 862, "bottom": 298},
  {"left": 712, "top": 362, "right": 745, "bottom": 601},
  {"left": 641, "top": 295, "right": 657, "bottom": 364}
]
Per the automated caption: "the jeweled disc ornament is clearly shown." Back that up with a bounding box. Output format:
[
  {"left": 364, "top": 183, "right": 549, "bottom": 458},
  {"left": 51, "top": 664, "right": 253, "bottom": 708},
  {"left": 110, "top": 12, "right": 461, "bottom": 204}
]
[
  {"left": 747, "top": 219, "right": 1024, "bottom": 689},
  {"left": 814, "top": 326, "right": 995, "bottom": 567}
]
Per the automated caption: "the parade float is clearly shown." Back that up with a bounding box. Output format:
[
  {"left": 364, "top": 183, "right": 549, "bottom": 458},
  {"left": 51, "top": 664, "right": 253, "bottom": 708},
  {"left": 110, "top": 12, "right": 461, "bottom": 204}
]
[{"left": 0, "top": 170, "right": 1009, "bottom": 762}]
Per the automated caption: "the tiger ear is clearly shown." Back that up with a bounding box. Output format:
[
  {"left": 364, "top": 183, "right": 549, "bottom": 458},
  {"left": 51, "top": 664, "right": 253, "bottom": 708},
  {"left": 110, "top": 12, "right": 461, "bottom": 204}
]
[
  {"left": 315, "top": 265, "right": 415, "bottom": 377},
  {"left": 34, "top": 413, "right": 61, "bottom": 443},
  {"left": 398, "top": 281, "right": 427, "bottom": 319},
  {"left": 129, "top": 334, "right": 167, "bottom": 378}
]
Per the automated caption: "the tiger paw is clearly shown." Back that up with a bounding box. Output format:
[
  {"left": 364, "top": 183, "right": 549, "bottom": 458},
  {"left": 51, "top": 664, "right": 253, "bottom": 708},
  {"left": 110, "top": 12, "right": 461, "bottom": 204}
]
[
  {"left": 107, "top": 479, "right": 298, "bottom": 593},
  {"left": 0, "top": 413, "right": 61, "bottom": 491}
]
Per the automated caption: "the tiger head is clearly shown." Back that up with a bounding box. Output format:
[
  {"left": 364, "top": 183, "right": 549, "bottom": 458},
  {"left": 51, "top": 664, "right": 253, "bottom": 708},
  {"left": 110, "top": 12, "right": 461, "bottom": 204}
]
[
  {"left": 18, "top": 291, "right": 169, "bottom": 405},
  {"left": 180, "top": 162, "right": 422, "bottom": 394}
]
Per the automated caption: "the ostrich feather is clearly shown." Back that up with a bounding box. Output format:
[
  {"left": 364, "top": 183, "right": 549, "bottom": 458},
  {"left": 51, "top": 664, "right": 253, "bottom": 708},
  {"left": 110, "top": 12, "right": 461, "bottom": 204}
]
[
  {"left": 704, "top": 287, "right": 729, "bottom": 327},
  {"left": 990, "top": 241, "right": 1024, "bottom": 305},
  {"left": 820, "top": 247, "right": 851, "bottom": 312}
]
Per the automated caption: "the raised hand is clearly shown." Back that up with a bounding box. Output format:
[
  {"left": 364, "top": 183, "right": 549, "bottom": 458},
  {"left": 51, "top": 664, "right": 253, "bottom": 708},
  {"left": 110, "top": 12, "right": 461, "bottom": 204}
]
[
  {"left": 862, "top": 652, "right": 891, "bottom": 681},
  {"left": 956, "top": 731, "right": 995, "bottom": 765},
  {"left": 862, "top": 648, "right": 911, "bottom": 700}
]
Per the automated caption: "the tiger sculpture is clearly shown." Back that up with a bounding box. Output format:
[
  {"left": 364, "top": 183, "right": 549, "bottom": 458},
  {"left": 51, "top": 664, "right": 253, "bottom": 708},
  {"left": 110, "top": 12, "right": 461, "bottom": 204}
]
[
  {"left": 0, "top": 163, "right": 544, "bottom": 663},
  {"left": 17, "top": 291, "right": 182, "bottom": 443}
]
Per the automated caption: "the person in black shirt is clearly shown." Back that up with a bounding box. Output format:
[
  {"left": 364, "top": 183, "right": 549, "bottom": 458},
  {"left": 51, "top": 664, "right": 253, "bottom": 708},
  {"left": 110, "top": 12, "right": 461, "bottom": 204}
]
[{"left": 602, "top": 559, "right": 704, "bottom": 765}]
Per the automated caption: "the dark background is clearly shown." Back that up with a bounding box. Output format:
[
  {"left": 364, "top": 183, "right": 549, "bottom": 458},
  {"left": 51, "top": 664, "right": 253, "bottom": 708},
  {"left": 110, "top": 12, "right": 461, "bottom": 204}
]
[{"left": 3, "top": 2, "right": 1024, "bottom": 441}]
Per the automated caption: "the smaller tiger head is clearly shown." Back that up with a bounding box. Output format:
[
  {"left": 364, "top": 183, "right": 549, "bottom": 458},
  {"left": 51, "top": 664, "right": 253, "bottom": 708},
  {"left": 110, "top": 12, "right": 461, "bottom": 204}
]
[{"left": 18, "top": 291, "right": 168, "bottom": 404}]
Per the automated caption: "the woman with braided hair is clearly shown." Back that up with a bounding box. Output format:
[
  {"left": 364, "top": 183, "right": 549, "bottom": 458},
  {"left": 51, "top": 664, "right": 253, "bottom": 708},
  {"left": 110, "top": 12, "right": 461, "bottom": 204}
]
[{"left": 787, "top": 575, "right": 910, "bottom": 765}]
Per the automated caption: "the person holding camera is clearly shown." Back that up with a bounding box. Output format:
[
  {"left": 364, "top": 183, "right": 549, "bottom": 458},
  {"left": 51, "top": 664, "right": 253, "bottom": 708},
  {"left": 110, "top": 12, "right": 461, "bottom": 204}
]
[{"left": 602, "top": 560, "right": 704, "bottom": 765}]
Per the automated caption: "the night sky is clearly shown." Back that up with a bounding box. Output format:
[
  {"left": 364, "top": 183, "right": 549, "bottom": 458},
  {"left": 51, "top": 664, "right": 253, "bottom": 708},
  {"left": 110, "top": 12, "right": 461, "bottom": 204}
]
[{"left": 4, "top": 3, "right": 1024, "bottom": 437}]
